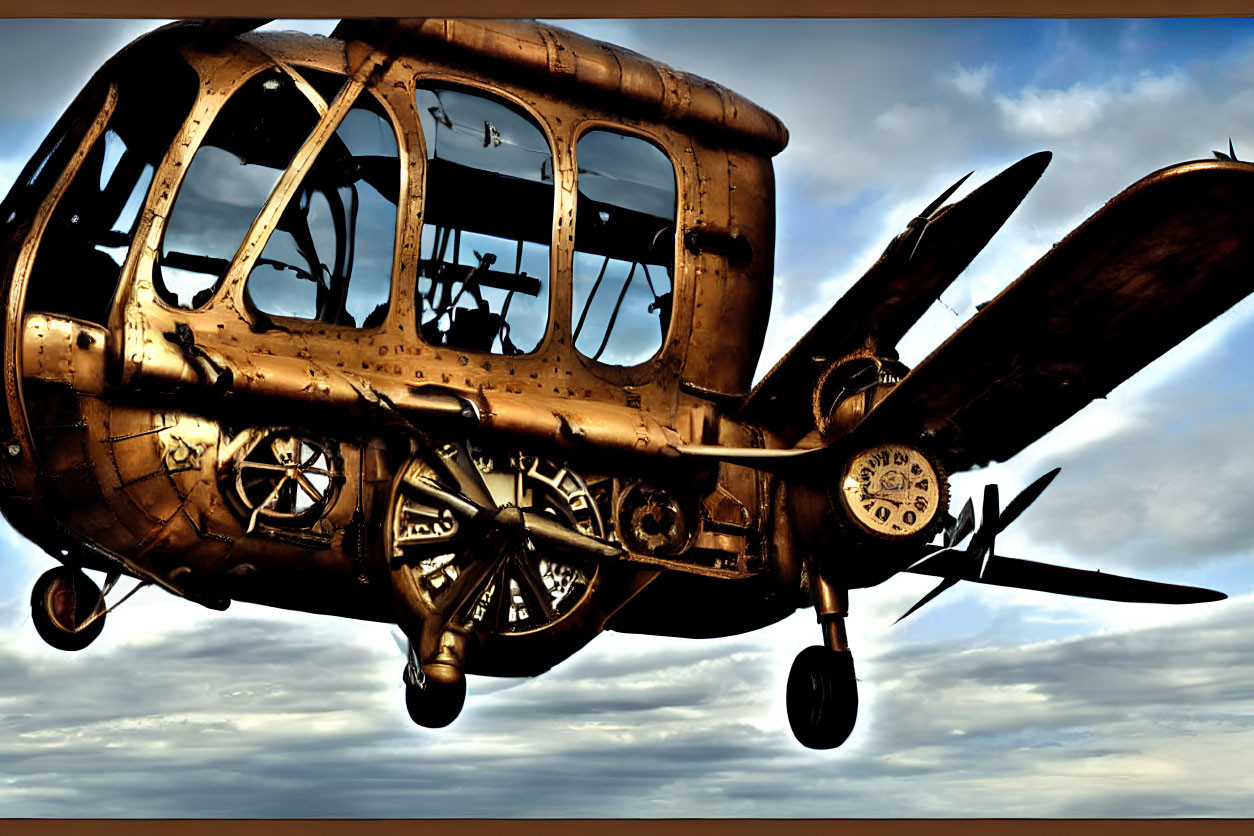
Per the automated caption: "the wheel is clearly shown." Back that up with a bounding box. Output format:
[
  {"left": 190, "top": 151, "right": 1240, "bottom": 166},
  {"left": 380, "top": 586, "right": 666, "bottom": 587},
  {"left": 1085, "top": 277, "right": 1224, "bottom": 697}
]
[
  {"left": 30, "top": 567, "right": 105, "bottom": 651},
  {"left": 404, "top": 668, "right": 467, "bottom": 729},
  {"left": 786, "top": 645, "right": 858, "bottom": 749}
]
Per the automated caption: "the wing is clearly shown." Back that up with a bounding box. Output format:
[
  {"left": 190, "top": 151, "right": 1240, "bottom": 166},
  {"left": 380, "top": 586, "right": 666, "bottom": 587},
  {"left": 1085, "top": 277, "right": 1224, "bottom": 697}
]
[
  {"left": 739, "top": 152, "right": 1051, "bottom": 438},
  {"left": 857, "top": 159, "right": 1254, "bottom": 473},
  {"left": 906, "top": 547, "right": 1226, "bottom": 605}
]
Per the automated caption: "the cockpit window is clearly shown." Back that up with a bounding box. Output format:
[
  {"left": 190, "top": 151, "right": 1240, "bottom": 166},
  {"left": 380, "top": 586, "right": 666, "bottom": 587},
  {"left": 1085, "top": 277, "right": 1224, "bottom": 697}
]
[
  {"left": 245, "top": 89, "right": 399, "bottom": 327},
  {"left": 416, "top": 86, "right": 553, "bottom": 355},
  {"left": 572, "top": 131, "right": 676, "bottom": 367},
  {"left": 0, "top": 82, "right": 110, "bottom": 236},
  {"left": 155, "top": 68, "right": 323, "bottom": 310},
  {"left": 22, "top": 60, "right": 198, "bottom": 326}
]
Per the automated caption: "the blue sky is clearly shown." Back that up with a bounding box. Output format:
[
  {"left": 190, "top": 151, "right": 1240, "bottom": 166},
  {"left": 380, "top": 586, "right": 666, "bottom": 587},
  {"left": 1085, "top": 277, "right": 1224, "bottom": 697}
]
[{"left": 2, "top": 17, "right": 1254, "bottom": 818}]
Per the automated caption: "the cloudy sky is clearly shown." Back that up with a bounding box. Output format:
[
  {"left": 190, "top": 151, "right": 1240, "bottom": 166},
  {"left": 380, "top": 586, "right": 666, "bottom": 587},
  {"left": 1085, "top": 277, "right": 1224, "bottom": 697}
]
[{"left": 3, "top": 17, "right": 1254, "bottom": 818}]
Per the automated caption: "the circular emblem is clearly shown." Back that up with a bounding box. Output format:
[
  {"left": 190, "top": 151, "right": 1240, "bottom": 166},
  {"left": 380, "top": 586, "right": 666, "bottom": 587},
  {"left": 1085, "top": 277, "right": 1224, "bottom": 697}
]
[
  {"left": 838, "top": 444, "right": 945, "bottom": 539},
  {"left": 221, "top": 429, "right": 343, "bottom": 533}
]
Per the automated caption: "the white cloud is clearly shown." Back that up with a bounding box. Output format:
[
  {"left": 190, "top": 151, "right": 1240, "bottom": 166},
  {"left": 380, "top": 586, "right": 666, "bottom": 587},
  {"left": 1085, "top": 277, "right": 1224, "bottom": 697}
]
[
  {"left": 1130, "top": 70, "right": 1191, "bottom": 103},
  {"left": 997, "top": 83, "right": 1113, "bottom": 137},
  {"left": 947, "top": 63, "right": 994, "bottom": 98},
  {"left": 3, "top": 594, "right": 1252, "bottom": 817},
  {"left": 875, "top": 102, "right": 954, "bottom": 136},
  {"left": 996, "top": 71, "right": 1195, "bottom": 141}
]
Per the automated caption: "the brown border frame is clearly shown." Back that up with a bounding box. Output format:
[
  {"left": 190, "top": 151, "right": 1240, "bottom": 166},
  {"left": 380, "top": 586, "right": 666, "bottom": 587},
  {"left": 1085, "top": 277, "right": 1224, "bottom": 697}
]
[
  {"left": 2, "top": 5, "right": 1253, "bottom": 833},
  {"left": 3, "top": 2, "right": 1254, "bottom": 17}
]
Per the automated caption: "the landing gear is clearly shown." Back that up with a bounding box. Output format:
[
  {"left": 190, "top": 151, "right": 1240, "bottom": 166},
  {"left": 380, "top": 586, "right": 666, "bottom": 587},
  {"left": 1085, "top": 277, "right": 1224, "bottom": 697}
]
[
  {"left": 30, "top": 567, "right": 106, "bottom": 651},
  {"left": 402, "top": 647, "right": 466, "bottom": 728},
  {"left": 787, "top": 574, "right": 858, "bottom": 749},
  {"left": 787, "top": 646, "right": 858, "bottom": 749}
]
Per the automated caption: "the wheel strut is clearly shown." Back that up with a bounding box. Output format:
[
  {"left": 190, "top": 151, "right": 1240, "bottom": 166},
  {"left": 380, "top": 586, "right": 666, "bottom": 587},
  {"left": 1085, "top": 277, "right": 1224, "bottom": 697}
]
[{"left": 812, "top": 574, "right": 849, "bottom": 652}]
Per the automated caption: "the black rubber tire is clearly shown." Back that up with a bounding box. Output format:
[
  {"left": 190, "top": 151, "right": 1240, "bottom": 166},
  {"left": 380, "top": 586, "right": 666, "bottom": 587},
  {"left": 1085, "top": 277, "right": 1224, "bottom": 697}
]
[
  {"left": 404, "top": 668, "right": 467, "bottom": 729},
  {"left": 786, "top": 645, "right": 858, "bottom": 749},
  {"left": 31, "top": 567, "right": 106, "bottom": 652}
]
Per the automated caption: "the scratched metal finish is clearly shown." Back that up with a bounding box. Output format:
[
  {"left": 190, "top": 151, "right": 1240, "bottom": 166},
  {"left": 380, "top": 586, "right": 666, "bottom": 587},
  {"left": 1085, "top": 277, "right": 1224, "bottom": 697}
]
[{"left": 0, "top": 20, "right": 795, "bottom": 679}]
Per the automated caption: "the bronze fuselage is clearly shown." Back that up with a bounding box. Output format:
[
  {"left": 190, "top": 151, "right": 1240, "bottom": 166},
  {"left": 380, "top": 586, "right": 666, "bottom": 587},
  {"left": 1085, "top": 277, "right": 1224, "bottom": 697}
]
[{"left": 0, "top": 21, "right": 819, "bottom": 676}]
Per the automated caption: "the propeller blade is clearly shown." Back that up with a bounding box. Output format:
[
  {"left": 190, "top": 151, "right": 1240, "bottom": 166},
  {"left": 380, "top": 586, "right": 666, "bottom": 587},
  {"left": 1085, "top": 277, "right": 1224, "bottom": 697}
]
[
  {"left": 906, "top": 548, "right": 1227, "bottom": 604},
  {"left": 405, "top": 474, "right": 489, "bottom": 520},
  {"left": 998, "top": 467, "right": 1061, "bottom": 532},
  {"left": 912, "top": 501, "right": 978, "bottom": 571},
  {"left": 433, "top": 442, "right": 495, "bottom": 511},
  {"left": 953, "top": 496, "right": 973, "bottom": 548},
  {"left": 979, "top": 483, "right": 1000, "bottom": 578},
  {"left": 903, "top": 497, "right": 975, "bottom": 572},
  {"left": 948, "top": 497, "right": 975, "bottom": 548},
  {"left": 521, "top": 511, "right": 625, "bottom": 560},
  {"left": 895, "top": 576, "right": 960, "bottom": 623}
]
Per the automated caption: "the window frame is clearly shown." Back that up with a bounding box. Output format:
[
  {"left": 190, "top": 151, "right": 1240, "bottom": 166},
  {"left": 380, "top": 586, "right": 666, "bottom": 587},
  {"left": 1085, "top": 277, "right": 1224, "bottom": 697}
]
[
  {"left": 241, "top": 82, "right": 403, "bottom": 330},
  {"left": 14, "top": 82, "right": 119, "bottom": 327},
  {"left": 569, "top": 120, "right": 681, "bottom": 374},
  {"left": 143, "top": 62, "right": 319, "bottom": 317},
  {"left": 117, "top": 42, "right": 695, "bottom": 395},
  {"left": 409, "top": 73, "right": 562, "bottom": 359},
  {"left": 144, "top": 60, "right": 408, "bottom": 338}
]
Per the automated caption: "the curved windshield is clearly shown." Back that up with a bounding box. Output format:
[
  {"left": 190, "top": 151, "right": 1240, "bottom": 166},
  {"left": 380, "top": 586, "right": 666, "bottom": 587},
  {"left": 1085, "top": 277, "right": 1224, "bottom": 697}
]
[
  {"left": 0, "top": 83, "right": 110, "bottom": 236},
  {"left": 22, "top": 57, "right": 198, "bottom": 325}
]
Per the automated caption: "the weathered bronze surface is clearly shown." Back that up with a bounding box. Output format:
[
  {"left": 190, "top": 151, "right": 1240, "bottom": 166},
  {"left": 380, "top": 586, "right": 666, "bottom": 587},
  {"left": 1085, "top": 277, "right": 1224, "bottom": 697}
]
[{"left": 2, "top": 18, "right": 1248, "bottom": 748}]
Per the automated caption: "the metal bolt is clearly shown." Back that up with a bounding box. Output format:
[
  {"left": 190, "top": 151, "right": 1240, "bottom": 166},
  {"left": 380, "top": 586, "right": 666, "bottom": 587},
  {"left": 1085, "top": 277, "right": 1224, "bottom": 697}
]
[{"left": 6, "top": 443, "right": 20, "bottom": 458}]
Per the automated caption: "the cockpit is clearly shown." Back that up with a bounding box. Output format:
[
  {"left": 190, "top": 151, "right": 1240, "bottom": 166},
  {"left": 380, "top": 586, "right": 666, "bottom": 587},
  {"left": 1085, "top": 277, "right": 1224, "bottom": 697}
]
[{"left": 7, "top": 20, "right": 786, "bottom": 455}]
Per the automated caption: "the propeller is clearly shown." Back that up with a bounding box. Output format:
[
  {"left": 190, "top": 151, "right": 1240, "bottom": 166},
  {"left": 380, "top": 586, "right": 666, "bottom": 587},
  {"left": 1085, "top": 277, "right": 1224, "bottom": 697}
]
[
  {"left": 895, "top": 467, "right": 1061, "bottom": 623},
  {"left": 405, "top": 448, "right": 623, "bottom": 562},
  {"left": 905, "top": 497, "right": 974, "bottom": 571},
  {"left": 988, "top": 466, "right": 1061, "bottom": 574}
]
